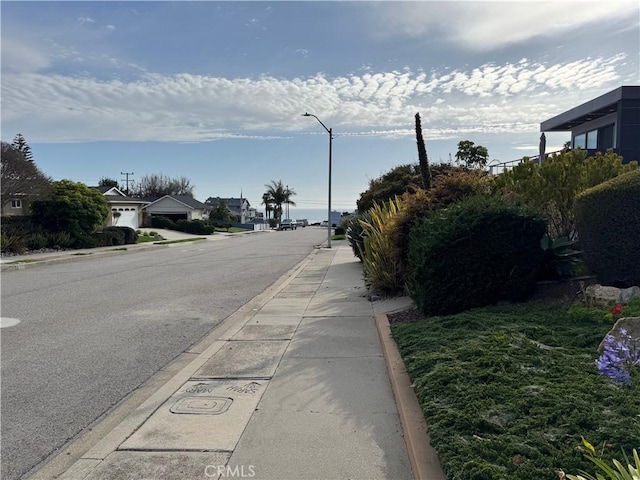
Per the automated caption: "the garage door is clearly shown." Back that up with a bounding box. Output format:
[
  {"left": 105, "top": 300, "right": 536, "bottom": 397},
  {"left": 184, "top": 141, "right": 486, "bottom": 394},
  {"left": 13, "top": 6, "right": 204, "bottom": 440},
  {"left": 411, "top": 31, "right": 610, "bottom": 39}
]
[{"left": 112, "top": 208, "right": 138, "bottom": 229}]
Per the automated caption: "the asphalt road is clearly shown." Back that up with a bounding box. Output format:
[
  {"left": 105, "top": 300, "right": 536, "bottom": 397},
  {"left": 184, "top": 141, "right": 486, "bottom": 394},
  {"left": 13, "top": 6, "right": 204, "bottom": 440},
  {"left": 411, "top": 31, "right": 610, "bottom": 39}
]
[{"left": 0, "top": 227, "right": 328, "bottom": 480}]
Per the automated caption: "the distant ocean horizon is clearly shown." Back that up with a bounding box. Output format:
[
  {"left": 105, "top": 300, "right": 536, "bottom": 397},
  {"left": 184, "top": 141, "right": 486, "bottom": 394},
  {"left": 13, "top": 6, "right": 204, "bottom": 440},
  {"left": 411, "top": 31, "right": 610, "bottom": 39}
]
[{"left": 275, "top": 207, "right": 356, "bottom": 225}]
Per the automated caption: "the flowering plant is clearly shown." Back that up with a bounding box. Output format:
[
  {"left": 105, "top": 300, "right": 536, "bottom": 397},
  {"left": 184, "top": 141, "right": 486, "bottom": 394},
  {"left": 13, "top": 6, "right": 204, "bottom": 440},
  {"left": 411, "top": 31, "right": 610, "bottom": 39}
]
[
  {"left": 611, "top": 303, "right": 624, "bottom": 316},
  {"left": 596, "top": 328, "right": 640, "bottom": 386},
  {"left": 606, "top": 303, "right": 624, "bottom": 321}
]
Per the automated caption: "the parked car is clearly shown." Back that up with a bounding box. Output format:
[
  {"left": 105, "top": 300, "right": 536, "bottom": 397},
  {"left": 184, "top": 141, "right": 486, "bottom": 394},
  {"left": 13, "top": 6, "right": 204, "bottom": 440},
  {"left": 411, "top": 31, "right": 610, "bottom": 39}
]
[
  {"left": 296, "top": 219, "right": 308, "bottom": 227},
  {"left": 321, "top": 220, "right": 329, "bottom": 227},
  {"left": 280, "top": 219, "right": 297, "bottom": 230}
]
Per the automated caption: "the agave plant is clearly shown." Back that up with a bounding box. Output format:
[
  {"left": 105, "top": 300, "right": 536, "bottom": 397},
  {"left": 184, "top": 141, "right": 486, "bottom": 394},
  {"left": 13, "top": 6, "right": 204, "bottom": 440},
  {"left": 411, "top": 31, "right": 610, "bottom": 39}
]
[{"left": 539, "top": 234, "right": 582, "bottom": 280}]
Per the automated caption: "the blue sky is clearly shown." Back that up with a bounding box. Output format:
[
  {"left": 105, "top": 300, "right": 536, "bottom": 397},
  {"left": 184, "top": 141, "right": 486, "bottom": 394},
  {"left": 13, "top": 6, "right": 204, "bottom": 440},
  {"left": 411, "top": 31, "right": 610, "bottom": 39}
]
[{"left": 2, "top": 1, "right": 639, "bottom": 212}]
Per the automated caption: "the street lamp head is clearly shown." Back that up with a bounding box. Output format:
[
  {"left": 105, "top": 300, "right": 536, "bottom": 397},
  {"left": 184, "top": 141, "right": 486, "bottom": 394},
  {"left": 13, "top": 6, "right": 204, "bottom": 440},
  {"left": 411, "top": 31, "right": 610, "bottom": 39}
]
[{"left": 301, "top": 113, "right": 311, "bottom": 117}]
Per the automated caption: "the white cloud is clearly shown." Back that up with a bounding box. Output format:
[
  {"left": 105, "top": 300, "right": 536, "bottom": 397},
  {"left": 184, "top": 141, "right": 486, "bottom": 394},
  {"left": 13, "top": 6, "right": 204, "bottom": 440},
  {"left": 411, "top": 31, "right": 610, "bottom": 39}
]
[
  {"left": 369, "top": 2, "right": 639, "bottom": 51},
  {"left": 106, "top": 25, "right": 116, "bottom": 32},
  {"left": 77, "top": 17, "right": 95, "bottom": 25},
  {"left": 0, "top": 37, "right": 51, "bottom": 73},
  {"left": 0, "top": 55, "right": 629, "bottom": 143}
]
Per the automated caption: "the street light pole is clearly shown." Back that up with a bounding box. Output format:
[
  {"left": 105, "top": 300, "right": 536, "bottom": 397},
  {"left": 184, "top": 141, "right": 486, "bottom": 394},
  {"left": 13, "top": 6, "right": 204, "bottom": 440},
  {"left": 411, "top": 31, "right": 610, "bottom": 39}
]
[{"left": 302, "top": 113, "right": 333, "bottom": 248}]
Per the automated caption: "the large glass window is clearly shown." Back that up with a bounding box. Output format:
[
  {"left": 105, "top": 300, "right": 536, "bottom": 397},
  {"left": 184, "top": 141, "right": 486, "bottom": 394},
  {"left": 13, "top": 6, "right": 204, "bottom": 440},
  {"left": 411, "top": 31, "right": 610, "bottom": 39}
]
[
  {"left": 586, "top": 129, "right": 598, "bottom": 149},
  {"left": 574, "top": 133, "right": 586, "bottom": 149}
]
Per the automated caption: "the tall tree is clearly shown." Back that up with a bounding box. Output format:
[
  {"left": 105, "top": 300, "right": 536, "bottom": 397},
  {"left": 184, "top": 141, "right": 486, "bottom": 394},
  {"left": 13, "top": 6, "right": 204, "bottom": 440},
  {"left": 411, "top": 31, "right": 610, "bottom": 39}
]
[
  {"left": 209, "top": 198, "right": 233, "bottom": 222},
  {"left": 415, "top": 113, "right": 432, "bottom": 189},
  {"left": 11, "top": 133, "right": 34, "bottom": 162},
  {"left": 132, "top": 174, "right": 194, "bottom": 198},
  {"left": 455, "top": 140, "right": 489, "bottom": 168},
  {"left": 1, "top": 141, "right": 51, "bottom": 207},
  {"left": 98, "top": 177, "right": 120, "bottom": 188},
  {"left": 31, "top": 180, "right": 109, "bottom": 245}
]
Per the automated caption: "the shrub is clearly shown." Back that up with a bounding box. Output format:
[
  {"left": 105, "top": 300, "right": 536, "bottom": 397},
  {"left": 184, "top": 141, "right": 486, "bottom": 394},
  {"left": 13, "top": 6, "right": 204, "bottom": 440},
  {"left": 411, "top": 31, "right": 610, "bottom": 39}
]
[
  {"left": 496, "top": 149, "right": 638, "bottom": 239},
  {"left": 334, "top": 226, "right": 345, "bottom": 235},
  {"left": 48, "top": 231, "right": 73, "bottom": 248},
  {"left": 575, "top": 169, "right": 640, "bottom": 288},
  {"left": 360, "top": 197, "right": 404, "bottom": 295},
  {"left": 408, "top": 195, "right": 546, "bottom": 316},
  {"left": 30, "top": 179, "right": 109, "bottom": 244},
  {"left": 113, "top": 226, "right": 137, "bottom": 244},
  {"left": 27, "top": 233, "right": 48, "bottom": 250},
  {"left": 175, "top": 219, "right": 214, "bottom": 235},
  {"left": 95, "top": 228, "right": 126, "bottom": 247},
  {"left": 386, "top": 169, "right": 494, "bottom": 285},
  {"left": 1, "top": 233, "right": 27, "bottom": 254},
  {"left": 346, "top": 211, "right": 371, "bottom": 261},
  {"left": 150, "top": 215, "right": 176, "bottom": 229}
]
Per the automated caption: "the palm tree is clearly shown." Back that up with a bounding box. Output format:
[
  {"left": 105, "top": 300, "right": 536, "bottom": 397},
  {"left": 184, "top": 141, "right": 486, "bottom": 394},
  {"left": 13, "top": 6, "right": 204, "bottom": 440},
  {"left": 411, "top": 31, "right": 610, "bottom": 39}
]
[
  {"left": 261, "top": 192, "right": 273, "bottom": 219},
  {"left": 263, "top": 180, "right": 296, "bottom": 223}
]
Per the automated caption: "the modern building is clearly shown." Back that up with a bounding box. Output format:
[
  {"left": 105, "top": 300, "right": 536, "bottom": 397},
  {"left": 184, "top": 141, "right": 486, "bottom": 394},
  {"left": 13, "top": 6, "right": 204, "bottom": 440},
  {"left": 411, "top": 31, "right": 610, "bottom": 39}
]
[{"left": 540, "top": 86, "right": 640, "bottom": 164}]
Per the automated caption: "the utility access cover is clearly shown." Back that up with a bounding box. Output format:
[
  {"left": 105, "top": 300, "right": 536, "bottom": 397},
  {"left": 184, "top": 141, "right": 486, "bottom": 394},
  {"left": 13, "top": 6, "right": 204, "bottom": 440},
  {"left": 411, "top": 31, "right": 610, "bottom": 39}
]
[{"left": 170, "top": 397, "right": 233, "bottom": 415}]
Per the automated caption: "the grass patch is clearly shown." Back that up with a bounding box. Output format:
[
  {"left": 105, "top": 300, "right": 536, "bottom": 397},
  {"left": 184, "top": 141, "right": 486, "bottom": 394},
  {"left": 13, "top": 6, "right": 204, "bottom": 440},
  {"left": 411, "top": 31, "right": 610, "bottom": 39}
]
[
  {"left": 71, "top": 252, "right": 92, "bottom": 256},
  {"left": 390, "top": 299, "right": 640, "bottom": 480},
  {"left": 137, "top": 235, "right": 163, "bottom": 243},
  {"left": 214, "top": 227, "right": 247, "bottom": 233},
  {"left": 110, "top": 247, "right": 127, "bottom": 251},
  {"left": 332, "top": 234, "right": 346, "bottom": 240},
  {"left": 153, "top": 238, "right": 206, "bottom": 245}
]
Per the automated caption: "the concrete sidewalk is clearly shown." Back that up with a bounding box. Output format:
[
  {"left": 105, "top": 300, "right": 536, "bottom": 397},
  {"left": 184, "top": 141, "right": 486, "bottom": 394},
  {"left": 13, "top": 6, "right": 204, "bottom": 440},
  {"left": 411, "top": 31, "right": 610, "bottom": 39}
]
[{"left": 38, "top": 243, "right": 444, "bottom": 480}]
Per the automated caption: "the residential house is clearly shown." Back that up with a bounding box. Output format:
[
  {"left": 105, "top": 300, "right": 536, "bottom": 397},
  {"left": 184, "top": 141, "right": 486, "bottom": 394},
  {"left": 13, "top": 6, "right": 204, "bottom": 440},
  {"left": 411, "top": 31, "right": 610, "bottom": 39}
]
[
  {"left": 92, "top": 186, "right": 150, "bottom": 229},
  {"left": 541, "top": 85, "right": 640, "bottom": 164},
  {"left": 142, "top": 195, "right": 210, "bottom": 224},
  {"left": 205, "top": 197, "right": 253, "bottom": 222},
  {"left": 1, "top": 195, "right": 28, "bottom": 216}
]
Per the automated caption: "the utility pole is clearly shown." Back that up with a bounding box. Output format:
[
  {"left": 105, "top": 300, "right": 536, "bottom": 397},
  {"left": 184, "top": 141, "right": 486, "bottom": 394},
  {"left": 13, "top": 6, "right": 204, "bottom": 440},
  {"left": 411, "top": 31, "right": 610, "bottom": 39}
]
[{"left": 121, "top": 172, "right": 134, "bottom": 195}]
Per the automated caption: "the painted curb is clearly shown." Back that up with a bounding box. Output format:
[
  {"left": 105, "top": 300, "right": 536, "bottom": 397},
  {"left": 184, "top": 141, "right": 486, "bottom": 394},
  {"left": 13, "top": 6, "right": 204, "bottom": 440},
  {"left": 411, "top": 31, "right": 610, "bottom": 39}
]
[{"left": 375, "top": 312, "right": 447, "bottom": 480}]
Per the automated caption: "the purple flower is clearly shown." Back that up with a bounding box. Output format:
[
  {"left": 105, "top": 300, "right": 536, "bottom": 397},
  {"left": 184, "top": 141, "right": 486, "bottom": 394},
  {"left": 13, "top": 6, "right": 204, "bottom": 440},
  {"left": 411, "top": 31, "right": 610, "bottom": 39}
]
[{"left": 596, "top": 331, "right": 640, "bottom": 386}]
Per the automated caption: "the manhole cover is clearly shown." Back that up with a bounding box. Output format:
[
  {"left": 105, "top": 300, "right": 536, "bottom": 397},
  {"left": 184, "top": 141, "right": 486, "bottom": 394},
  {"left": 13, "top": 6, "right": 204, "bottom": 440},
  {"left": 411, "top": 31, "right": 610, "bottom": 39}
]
[{"left": 170, "top": 396, "right": 233, "bottom": 415}]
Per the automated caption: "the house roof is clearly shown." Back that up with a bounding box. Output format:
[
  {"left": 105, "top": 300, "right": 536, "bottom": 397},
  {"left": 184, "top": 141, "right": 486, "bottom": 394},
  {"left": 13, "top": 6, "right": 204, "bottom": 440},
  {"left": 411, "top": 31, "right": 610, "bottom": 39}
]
[
  {"left": 540, "top": 86, "right": 640, "bottom": 132},
  {"left": 205, "top": 197, "right": 250, "bottom": 208},
  {"left": 90, "top": 186, "right": 149, "bottom": 205},
  {"left": 143, "top": 195, "right": 209, "bottom": 210}
]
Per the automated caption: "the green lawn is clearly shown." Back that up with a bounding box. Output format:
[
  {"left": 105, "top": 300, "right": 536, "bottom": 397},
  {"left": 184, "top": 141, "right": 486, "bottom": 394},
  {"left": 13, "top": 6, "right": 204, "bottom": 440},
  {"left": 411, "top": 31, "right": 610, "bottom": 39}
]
[
  {"left": 391, "top": 299, "right": 640, "bottom": 480},
  {"left": 136, "top": 234, "right": 163, "bottom": 243},
  {"left": 213, "top": 227, "right": 249, "bottom": 233}
]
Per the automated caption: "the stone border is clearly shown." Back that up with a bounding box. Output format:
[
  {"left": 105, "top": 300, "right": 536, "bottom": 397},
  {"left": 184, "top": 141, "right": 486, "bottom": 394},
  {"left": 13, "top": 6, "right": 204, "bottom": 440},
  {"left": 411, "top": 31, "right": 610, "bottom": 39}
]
[{"left": 375, "top": 313, "right": 447, "bottom": 480}]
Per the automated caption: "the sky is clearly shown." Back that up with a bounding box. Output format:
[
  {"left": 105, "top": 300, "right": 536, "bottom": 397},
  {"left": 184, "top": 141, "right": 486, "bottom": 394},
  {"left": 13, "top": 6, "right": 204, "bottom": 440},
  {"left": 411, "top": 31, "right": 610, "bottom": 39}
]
[{"left": 2, "top": 1, "right": 639, "bottom": 213}]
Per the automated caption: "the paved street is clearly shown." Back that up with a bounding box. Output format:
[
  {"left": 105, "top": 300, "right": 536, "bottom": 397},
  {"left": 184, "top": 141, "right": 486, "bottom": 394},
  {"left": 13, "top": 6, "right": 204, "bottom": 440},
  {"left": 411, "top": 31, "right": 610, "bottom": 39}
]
[{"left": 0, "top": 228, "right": 326, "bottom": 480}]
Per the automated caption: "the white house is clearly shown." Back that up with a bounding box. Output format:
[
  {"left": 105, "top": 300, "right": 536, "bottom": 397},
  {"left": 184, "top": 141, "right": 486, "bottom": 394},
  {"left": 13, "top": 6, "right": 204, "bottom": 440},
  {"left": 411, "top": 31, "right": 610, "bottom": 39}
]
[
  {"left": 142, "top": 195, "right": 210, "bottom": 223},
  {"left": 95, "top": 186, "right": 149, "bottom": 229}
]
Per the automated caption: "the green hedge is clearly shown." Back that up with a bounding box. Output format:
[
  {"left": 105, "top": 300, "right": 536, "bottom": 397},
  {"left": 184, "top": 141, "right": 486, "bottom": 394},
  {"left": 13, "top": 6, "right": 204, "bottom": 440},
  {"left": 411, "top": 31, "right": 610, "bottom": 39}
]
[
  {"left": 150, "top": 215, "right": 176, "bottom": 229},
  {"left": 575, "top": 169, "right": 640, "bottom": 287},
  {"left": 408, "top": 195, "right": 546, "bottom": 316},
  {"left": 176, "top": 219, "right": 214, "bottom": 235},
  {"left": 150, "top": 216, "right": 213, "bottom": 235}
]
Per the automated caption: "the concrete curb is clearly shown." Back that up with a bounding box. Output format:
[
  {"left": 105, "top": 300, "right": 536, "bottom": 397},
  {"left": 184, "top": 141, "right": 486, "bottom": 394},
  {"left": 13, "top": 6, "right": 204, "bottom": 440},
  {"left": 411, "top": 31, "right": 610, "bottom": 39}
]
[{"left": 375, "top": 312, "right": 447, "bottom": 480}]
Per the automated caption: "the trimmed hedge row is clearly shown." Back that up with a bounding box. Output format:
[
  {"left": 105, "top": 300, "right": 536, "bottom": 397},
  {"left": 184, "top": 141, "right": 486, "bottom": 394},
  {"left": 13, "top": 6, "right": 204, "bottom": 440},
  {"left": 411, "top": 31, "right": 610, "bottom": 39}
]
[
  {"left": 408, "top": 195, "right": 546, "bottom": 316},
  {"left": 150, "top": 216, "right": 214, "bottom": 235},
  {"left": 575, "top": 169, "right": 640, "bottom": 288}
]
